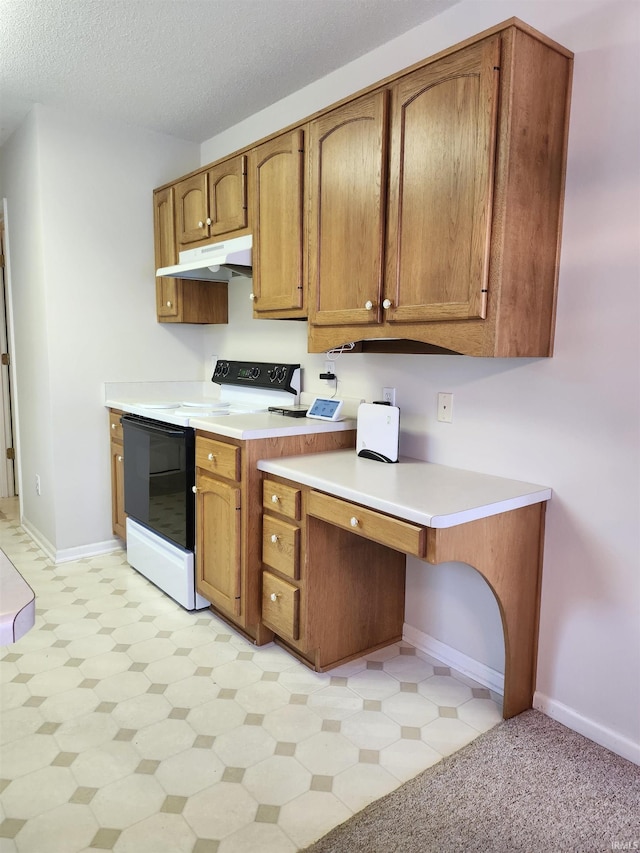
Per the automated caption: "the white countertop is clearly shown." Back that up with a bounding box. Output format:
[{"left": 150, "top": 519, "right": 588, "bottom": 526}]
[
  {"left": 257, "top": 450, "right": 552, "bottom": 528},
  {"left": 189, "top": 412, "right": 355, "bottom": 440},
  {"left": 1, "top": 550, "right": 36, "bottom": 645}
]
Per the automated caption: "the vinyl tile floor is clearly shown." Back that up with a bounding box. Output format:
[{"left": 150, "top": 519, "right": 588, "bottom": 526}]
[{"left": 0, "top": 498, "right": 502, "bottom": 852}]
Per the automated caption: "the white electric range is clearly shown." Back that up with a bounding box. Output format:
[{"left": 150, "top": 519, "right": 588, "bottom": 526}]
[{"left": 105, "top": 360, "right": 354, "bottom": 611}]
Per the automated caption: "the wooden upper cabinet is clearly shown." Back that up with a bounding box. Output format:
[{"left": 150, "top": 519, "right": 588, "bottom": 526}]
[
  {"left": 154, "top": 186, "right": 180, "bottom": 320},
  {"left": 308, "top": 91, "right": 389, "bottom": 328},
  {"left": 153, "top": 186, "right": 229, "bottom": 325},
  {"left": 251, "top": 128, "right": 307, "bottom": 318},
  {"left": 175, "top": 154, "right": 249, "bottom": 248},
  {"left": 307, "top": 22, "right": 573, "bottom": 357},
  {"left": 384, "top": 36, "right": 500, "bottom": 324}
]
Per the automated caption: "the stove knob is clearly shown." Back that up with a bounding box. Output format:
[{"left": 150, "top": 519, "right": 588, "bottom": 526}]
[
  {"left": 220, "top": 362, "right": 229, "bottom": 377},
  {"left": 250, "top": 366, "right": 260, "bottom": 379}
]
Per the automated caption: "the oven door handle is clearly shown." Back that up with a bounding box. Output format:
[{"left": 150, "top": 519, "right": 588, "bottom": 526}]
[{"left": 122, "top": 416, "right": 186, "bottom": 438}]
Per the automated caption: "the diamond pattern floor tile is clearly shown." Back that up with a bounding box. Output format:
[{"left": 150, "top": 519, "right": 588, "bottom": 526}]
[{"left": 0, "top": 497, "right": 502, "bottom": 851}]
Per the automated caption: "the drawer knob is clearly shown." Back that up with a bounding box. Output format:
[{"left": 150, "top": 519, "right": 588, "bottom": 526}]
[
  {"left": 350, "top": 516, "right": 360, "bottom": 528},
  {"left": 270, "top": 592, "right": 280, "bottom": 602},
  {"left": 271, "top": 494, "right": 279, "bottom": 504},
  {"left": 270, "top": 534, "right": 279, "bottom": 544},
  {"left": 207, "top": 453, "right": 215, "bottom": 461}
]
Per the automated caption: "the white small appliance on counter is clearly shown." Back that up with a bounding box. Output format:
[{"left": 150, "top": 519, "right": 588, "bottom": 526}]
[{"left": 356, "top": 402, "right": 400, "bottom": 463}]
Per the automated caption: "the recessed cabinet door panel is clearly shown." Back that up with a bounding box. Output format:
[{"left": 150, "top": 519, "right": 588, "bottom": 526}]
[
  {"left": 196, "top": 473, "right": 241, "bottom": 616},
  {"left": 208, "top": 156, "right": 248, "bottom": 237},
  {"left": 309, "top": 91, "right": 389, "bottom": 327},
  {"left": 176, "top": 173, "right": 209, "bottom": 244},
  {"left": 385, "top": 36, "right": 500, "bottom": 323},
  {"left": 252, "top": 129, "right": 306, "bottom": 314},
  {"left": 154, "top": 187, "right": 180, "bottom": 319}
]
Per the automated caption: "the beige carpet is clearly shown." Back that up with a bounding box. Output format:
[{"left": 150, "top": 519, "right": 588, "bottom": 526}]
[{"left": 302, "top": 709, "right": 640, "bottom": 853}]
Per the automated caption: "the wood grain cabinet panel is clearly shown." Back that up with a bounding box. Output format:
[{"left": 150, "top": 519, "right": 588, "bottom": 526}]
[
  {"left": 174, "top": 156, "right": 249, "bottom": 248},
  {"left": 196, "top": 436, "right": 240, "bottom": 481},
  {"left": 262, "top": 516, "right": 300, "bottom": 580},
  {"left": 195, "top": 472, "right": 242, "bottom": 616},
  {"left": 307, "top": 490, "right": 426, "bottom": 557},
  {"left": 308, "top": 91, "right": 389, "bottom": 329},
  {"left": 262, "top": 479, "right": 301, "bottom": 520},
  {"left": 108, "top": 410, "right": 126, "bottom": 541},
  {"left": 262, "top": 571, "right": 300, "bottom": 641},
  {"left": 250, "top": 128, "right": 307, "bottom": 318}
]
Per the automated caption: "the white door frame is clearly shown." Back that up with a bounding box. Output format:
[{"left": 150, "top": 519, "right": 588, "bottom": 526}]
[{"left": 0, "top": 204, "right": 18, "bottom": 498}]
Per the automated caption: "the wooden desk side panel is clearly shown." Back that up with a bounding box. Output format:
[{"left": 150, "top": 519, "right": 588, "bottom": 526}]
[
  {"left": 306, "top": 516, "right": 406, "bottom": 670},
  {"left": 426, "top": 503, "right": 546, "bottom": 718}
]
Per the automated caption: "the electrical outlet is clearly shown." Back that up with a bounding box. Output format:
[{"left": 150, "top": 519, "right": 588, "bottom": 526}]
[
  {"left": 324, "top": 361, "right": 335, "bottom": 376},
  {"left": 437, "top": 392, "right": 453, "bottom": 423},
  {"left": 382, "top": 387, "right": 396, "bottom": 406},
  {"left": 35, "top": 474, "right": 41, "bottom": 495}
]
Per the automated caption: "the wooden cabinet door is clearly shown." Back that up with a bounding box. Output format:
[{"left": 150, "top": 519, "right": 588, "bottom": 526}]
[
  {"left": 195, "top": 472, "right": 241, "bottom": 616},
  {"left": 175, "top": 172, "right": 209, "bottom": 245},
  {"left": 308, "top": 91, "right": 389, "bottom": 327},
  {"left": 208, "top": 155, "right": 248, "bottom": 237},
  {"left": 109, "top": 434, "right": 126, "bottom": 540},
  {"left": 252, "top": 129, "right": 306, "bottom": 316},
  {"left": 153, "top": 187, "right": 181, "bottom": 320},
  {"left": 384, "top": 36, "right": 500, "bottom": 324}
]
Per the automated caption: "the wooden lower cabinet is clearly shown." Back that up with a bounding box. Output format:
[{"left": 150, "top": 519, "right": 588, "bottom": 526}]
[
  {"left": 194, "top": 428, "right": 355, "bottom": 643},
  {"left": 261, "top": 476, "right": 406, "bottom": 670},
  {"left": 108, "top": 410, "right": 126, "bottom": 540}
]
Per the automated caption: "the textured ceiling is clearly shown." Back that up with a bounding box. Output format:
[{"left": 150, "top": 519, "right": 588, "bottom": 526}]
[{"left": 0, "top": 0, "right": 461, "bottom": 147}]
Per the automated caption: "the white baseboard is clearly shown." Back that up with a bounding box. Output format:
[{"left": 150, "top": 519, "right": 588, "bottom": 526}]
[
  {"left": 21, "top": 516, "right": 56, "bottom": 563},
  {"left": 20, "top": 517, "right": 123, "bottom": 564},
  {"left": 533, "top": 692, "right": 640, "bottom": 765},
  {"left": 403, "top": 623, "right": 504, "bottom": 695}
]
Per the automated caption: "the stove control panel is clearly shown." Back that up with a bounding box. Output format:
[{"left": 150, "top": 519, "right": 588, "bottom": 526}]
[{"left": 212, "top": 361, "right": 301, "bottom": 395}]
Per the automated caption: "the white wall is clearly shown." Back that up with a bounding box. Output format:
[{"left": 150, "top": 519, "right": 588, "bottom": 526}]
[
  {"left": 200, "top": 0, "right": 640, "bottom": 760},
  {"left": 0, "top": 106, "right": 205, "bottom": 555}
]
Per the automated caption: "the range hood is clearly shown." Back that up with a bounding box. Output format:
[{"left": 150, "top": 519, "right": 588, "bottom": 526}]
[{"left": 157, "top": 234, "right": 252, "bottom": 282}]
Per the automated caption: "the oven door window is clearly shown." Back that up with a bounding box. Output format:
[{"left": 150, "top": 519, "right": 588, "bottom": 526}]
[{"left": 122, "top": 417, "right": 195, "bottom": 550}]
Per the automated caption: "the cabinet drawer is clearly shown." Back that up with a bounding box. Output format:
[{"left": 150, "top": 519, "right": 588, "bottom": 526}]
[
  {"left": 263, "top": 516, "right": 300, "bottom": 580},
  {"left": 109, "top": 410, "right": 123, "bottom": 442},
  {"left": 262, "top": 479, "right": 301, "bottom": 520},
  {"left": 196, "top": 436, "right": 240, "bottom": 481},
  {"left": 308, "top": 490, "right": 426, "bottom": 557},
  {"left": 262, "top": 571, "right": 300, "bottom": 640}
]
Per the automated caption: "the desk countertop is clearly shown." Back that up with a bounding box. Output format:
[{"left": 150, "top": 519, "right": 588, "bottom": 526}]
[
  {"left": 0, "top": 550, "right": 36, "bottom": 645},
  {"left": 257, "top": 450, "right": 552, "bottom": 528}
]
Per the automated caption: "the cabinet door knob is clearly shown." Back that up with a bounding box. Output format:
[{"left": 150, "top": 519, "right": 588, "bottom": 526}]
[
  {"left": 206, "top": 217, "right": 212, "bottom": 226},
  {"left": 350, "top": 516, "right": 360, "bottom": 528},
  {"left": 117, "top": 455, "right": 123, "bottom": 462},
  {"left": 270, "top": 534, "right": 279, "bottom": 544},
  {"left": 382, "top": 298, "right": 392, "bottom": 309},
  {"left": 249, "top": 293, "right": 256, "bottom": 301},
  {"left": 364, "top": 300, "right": 374, "bottom": 310},
  {"left": 208, "top": 453, "right": 215, "bottom": 461},
  {"left": 166, "top": 300, "right": 172, "bottom": 308},
  {"left": 111, "top": 423, "right": 116, "bottom": 429},
  {"left": 198, "top": 220, "right": 204, "bottom": 228},
  {"left": 271, "top": 494, "right": 279, "bottom": 503},
  {"left": 270, "top": 592, "right": 280, "bottom": 602},
  {"left": 192, "top": 485, "right": 198, "bottom": 494}
]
